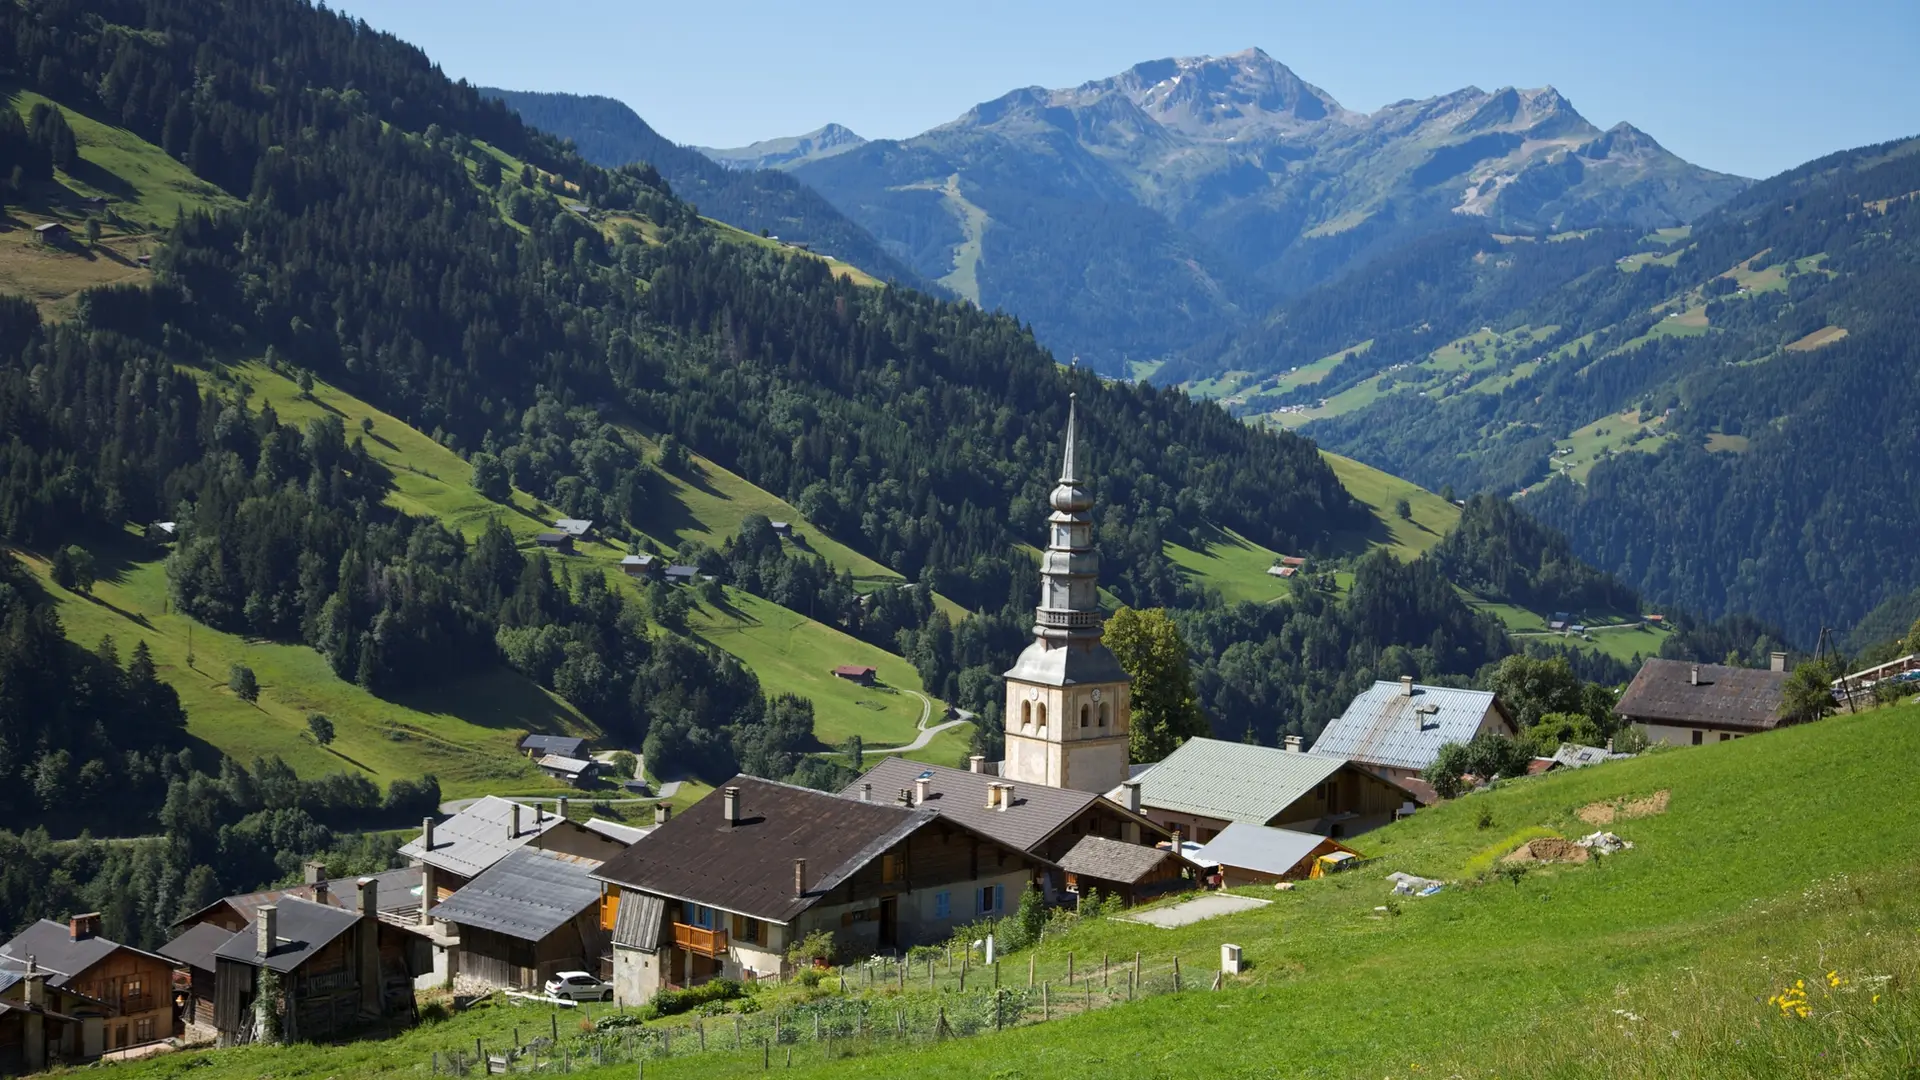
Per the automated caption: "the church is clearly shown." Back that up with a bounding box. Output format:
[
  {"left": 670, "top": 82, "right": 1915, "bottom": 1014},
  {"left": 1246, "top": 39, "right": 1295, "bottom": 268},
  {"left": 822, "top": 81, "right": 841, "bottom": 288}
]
[{"left": 1000, "top": 396, "right": 1134, "bottom": 795}]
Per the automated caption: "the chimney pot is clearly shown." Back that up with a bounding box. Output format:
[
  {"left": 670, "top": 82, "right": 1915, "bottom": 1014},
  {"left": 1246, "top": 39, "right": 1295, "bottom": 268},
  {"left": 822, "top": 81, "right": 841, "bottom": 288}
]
[
  {"left": 968, "top": 755, "right": 985, "bottom": 774},
  {"left": 654, "top": 803, "right": 671, "bottom": 826},
  {"left": 1400, "top": 675, "right": 1415, "bottom": 697},
  {"left": 357, "top": 876, "right": 378, "bottom": 920},
  {"left": 257, "top": 905, "right": 278, "bottom": 958},
  {"left": 1690, "top": 664, "right": 1700, "bottom": 686},
  {"left": 303, "top": 859, "right": 327, "bottom": 885},
  {"left": 422, "top": 816, "right": 436, "bottom": 852},
  {"left": 509, "top": 801, "right": 521, "bottom": 839},
  {"left": 1770, "top": 651, "right": 1788, "bottom": 673},
  {"left": 723, "top": 786, "right": 741, "bottom": 828},
  {"left": 897, "top": 787, "right": 912, "bottom": 807},
  {"left": 914, "top": 776, "right": 931, "bottom": 806},
  {"left": 793, "top": 858, "right": 807, "bottom": 898},
  {"left": 67, "top": 913, "right": 99, "bottom": 941},
  {"left": 556, "top": 796, "right": 570, "bottom": 821},
  {"left": 311, "top": 877, "right": 330, "bottom": 907},
  {"left": 859, "top": 783, "right": 872, "bottom": 803},
  {"left": 1283, "top": 735, "right": 1303, "bottom": 753},
  {"left": 986, "top": 783, "right": 1000, "bottom": 810},
  {"left": 1122, "top": 779, "right": 1142, "bottom": 814},
  {"left": 999, "top": 783, "right": 1014, "bottom": 810}
]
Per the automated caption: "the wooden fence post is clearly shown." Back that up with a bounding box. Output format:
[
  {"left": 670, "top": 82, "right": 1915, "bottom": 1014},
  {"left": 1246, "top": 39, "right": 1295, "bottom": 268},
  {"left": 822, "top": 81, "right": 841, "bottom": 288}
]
[
  {"left": 551, "top": 1013, "right": 559, "bottom": 1042},
  {"left": 1173, "top": 955, "right": 1182, "bottom": 992},
  {"left": 1042, "top": 982, "right": 1049, "bottom": 1021},
  {"left": 1127, "top": 967, "right": 1134, "bottom": 1001},
  {"left": 1102, "top": 953, "right": 1109, "bottom": 988},
  {"left": 1134, "top": 950, "right": 1142, "bottom": 983},
  {"left": 1028, "top": 953, "right": 1035, "bottom": 987},
  {"left": 994, "top": 960, "right": 1000, "bottom": 988},
  {"left": 1067, "top": 951, "right": 1074, "bottom": 984}
]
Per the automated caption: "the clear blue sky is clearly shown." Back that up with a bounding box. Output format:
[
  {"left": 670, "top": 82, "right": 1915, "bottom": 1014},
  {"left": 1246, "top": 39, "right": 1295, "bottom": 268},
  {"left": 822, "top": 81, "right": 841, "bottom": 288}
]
[{"left": 338, "top": 0, "right": 1918, "bottom": 179}]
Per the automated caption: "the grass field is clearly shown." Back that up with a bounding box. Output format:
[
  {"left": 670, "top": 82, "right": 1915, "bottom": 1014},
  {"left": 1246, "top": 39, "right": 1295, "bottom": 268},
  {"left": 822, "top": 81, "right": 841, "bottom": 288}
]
[
  {"left": 7, "top": 542, "right": 589, "bottom": 804},
  {"left": 1548, "top": 409, "right": 1672, "bottom": 482},
  {"left": 4, "top": 89, "right": 239, "bottom": 229},
  {"left": 1161, "top": 526, "right": 1291, "bottom": 605},
  {"left": 93, "top": 701, "right": 1920, "bottom": 1080},
  {"left": 1786, "top": 324, "right": 1849, "bottom": 351},
  {"left": 1323, "top": 452, "right": 1460, "bottom": 559}
]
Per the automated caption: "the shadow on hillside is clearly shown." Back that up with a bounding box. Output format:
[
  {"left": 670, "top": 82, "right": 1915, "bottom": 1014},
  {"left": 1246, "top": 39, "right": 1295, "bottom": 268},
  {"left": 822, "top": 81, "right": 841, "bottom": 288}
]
[
  {"left": 385, "top": 668, "right": 586, "bottom": 734},
  {"left": 640, "top": 471, "right": 710, "bottom": 542},
  {"left": 62, "top": 157, "right": 140, "bottom": 203}
]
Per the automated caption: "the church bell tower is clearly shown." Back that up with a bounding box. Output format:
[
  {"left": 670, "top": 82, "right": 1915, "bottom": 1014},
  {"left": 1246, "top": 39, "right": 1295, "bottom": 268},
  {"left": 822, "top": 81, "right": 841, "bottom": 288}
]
[{"left": 1001, "top": 395, "right": 1132, "bottom": 793}]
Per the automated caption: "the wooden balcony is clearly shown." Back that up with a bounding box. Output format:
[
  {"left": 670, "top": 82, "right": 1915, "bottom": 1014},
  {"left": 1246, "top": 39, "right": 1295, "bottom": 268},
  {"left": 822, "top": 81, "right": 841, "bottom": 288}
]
[{"left": 672, "top": 922, "right": 728, "bottom": 958}]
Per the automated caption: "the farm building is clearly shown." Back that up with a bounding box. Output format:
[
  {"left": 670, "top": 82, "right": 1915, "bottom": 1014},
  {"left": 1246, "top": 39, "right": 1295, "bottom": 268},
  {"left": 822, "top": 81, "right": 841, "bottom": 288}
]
[
  {"left": 552, "top": 518, "right": 595, "bottom": 539},
  {"left": 1191, "top": 822, "right": 1361, "bottom": 887},
  {"left": 831, "top": 664, "right": 877, "bottom": 685},
  {"left": 32, "top": 222, "right": 69, "bottom": 243},
  {"left": 1054, "top": 836, "right": 1191, "bottom": 906},
  {"left": 519, "top": 734, "right": 589, "bottom": 761},
  {"left": 663, "top": 565, "right": 698, "bottom": 585},
  {"left": 426, "top": 848, "right": 609, "bottom": 992},
  {"left": 1615, "top": 656, "right": 1792, "bottom": 746},
  {"left": 619, "top": 554, "right": 660, "bottom": 579},
  {"left": 534, "top": 532, "right": 574, "bottom": 553},
  {"left": 1119, "top": 737, "right": 1418, "bottom": 842},
  {"left": 1310, "top": 677, "right": 1516, "bottom": 783},
  {"left": 535, "top": 754, "right": 601, "bottom": 787}
]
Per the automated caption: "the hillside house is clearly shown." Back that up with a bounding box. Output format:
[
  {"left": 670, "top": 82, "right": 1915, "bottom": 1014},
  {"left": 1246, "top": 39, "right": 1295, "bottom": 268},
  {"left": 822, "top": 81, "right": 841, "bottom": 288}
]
[
  {"left": 552, "top": 518, "right": 595, "bottom": 539},
  {"left": 0, "top": 962, "right": 123, "bottom": 1072},
  {"left": 1054, "top": 837, "right": 1191, "bottom": 906},
  {"left": 519, "top": 734, "right": 589, "bottom": 761},
  {"left": 1191, "top": 822, "right": 1361, "bottom": 887},
  {"left": 1310, "top": 677, "right": 1517, "bottom": 783},
  {"left": 426, "top": 848, "right": 609, "bottom": 991},
  {"left": 32, "top": 222, "right": 68, "bottom": 244},
  {"left": 619, "top": 554, "right": 661, "bottom": 579},
  {"left": 769, "top": 521, "right": 793, "bottom": 539},
  {"left": 1615, "top": 656, "right": 1792, "bottom": 746},
  {"left": 663, "top": 565, "right": 697, "bottom": 585},
  {"left": 0, "top": 915, "right": 173, "bottom": 1060},
  {"left": 534, "top": 532, "right": 574, "bottom": 553},
  {"left": 831, "top": 664, "right": 877, "bottom": 686},
  {"left": 842, "top": 757, "right": 1168, "bottom": 899},
  {"left": 593, "top": 776, "right": 1048, "bottom": 1005},
  {"left": 207, "top": 885, "right": 423, "bottom": 1045},
  {"left": 1119, "top": 737, "right": 1418, "bottom": 842},
  {"left": 535, "top": 754, "right": 601, "bottom": 787}
]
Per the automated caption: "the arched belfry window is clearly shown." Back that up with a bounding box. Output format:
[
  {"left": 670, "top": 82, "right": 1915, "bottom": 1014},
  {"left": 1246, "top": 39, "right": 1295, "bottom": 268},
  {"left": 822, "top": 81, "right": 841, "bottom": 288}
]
[
  {"left": 1098, "top": 702, "right": 1109, "bottom": 727},
  {"left": 1021, "top": 701, "right": 1032, "bottom": 729},
  {"left": 1036, "top": 703, "right": 1048, "bottom": 732},
  {"left": 1079, "top": 704, "right": 1090, "bottom": 728}
]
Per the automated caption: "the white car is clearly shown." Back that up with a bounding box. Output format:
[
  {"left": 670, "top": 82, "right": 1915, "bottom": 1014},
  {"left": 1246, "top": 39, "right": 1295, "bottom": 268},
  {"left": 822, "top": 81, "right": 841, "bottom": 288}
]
[{"left": 544, "top": 971, "right": 613, "bottom": 1002}]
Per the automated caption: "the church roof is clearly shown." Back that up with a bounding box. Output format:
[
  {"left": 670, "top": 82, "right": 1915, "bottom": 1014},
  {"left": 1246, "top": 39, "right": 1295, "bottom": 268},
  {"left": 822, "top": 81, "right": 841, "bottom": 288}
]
[{"left": 1003, "top": 640, "right": 1130, "bottom": 688}]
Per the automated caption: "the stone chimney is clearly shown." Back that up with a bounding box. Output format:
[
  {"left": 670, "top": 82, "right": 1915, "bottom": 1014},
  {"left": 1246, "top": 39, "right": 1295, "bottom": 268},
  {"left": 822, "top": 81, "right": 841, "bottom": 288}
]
[
  {"left": 1122, "top": 780, "right": 1142, "bottom": 813},
  {"left": 509, "top": 801, "right": 521, "bottom": 839},
  {"left": 998, "top": 782, "right": 1014, "bottom": 810},
  {"left": 723, "top": 786, "right": 741, "bottom": 829},
  {"left": 969, "top": 755, "right": 985, "bottom": 774},
  {"left": 1771, "top": 651, "right": 1788, "bottom": 673},
  {"left": 1399, "top": 675, "right": 1415, "bottom": 697},
  {"left": 896, "top": 787, "right": 912, "bottom": 807},
  {"left": 311, "top": 877, "right": 330, "bottom": 908},
  {"left": 357, "top": 876, "right": 379, "bottom": 920},
  {"left": 256, "top": 905, "right": 278, "bottom": 958},
  {"left": 1170, "top": 826, "right": 1182, "bottom": 854},
  {"left": 420, "top": 816, "right": 436, "bottom": 852},
  {"left": 556, "top": 796, "right": 570, "bottom": 821},
  {"left": 22, "top": 956, "right": 44, "bottom": 1008},
  {"left": 1690, "top": 664, "right": 1700, "bottom": 686},
  {"left": 67, "top": 913, "right": 99, "bottom": 941},
  {"left": 1283, "top": 735, "right": 1303, "bottom": 753},
  {"left": 793, "top": 858, "right": 807, "bottom": 898},
  {"left": 914, "top": 776, "right": 931, "bottom": 806},
  {"left": 303, "top": 860, "right": 327, "bottom": 885},
  {"left": 859, "top": 783, "right": 872, "bottom": 803},
  {"left": 654, "top": 803, "right": 671, "bottom": 826},
  {"left": 985, "top": 783, "right": 1000, "bottom": 810}
]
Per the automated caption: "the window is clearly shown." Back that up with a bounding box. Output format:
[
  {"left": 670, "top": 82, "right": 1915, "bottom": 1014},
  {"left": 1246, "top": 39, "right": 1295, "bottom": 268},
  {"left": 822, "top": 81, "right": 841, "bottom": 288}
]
[
  {"left": 934, "top": 891, "right": 951, "bottom": 919},
  {"left": 1098, "top": 703, "right": 1109, "bottom": 727},
  {"left": 1079, "top": 704, "right": 1089, "bottom": 728},
  {"left": 1020, "top": 701, "right": 1032, "bottom": 729},
  {"left": 682, "top": 902, "right": 717, "bottom": 929},
  {"left": 1719, "top": 733, "right": 1731, "bottom": 742},
  {"left": 134, "top": 1018, "right": 154, "bottom": 1043},
  {"left": 1692, "top": 730, "right": 1704, "bottom": 745},
  {"left": 1036, "top": 703, "right": 1047, "bottom": 732},
  {"left": 736, "top": 916, "right": 762, "bottom": 944},
  {"left": 977, "top": 885, "right": 1004, "bottom": 915},
  {"left": 882, "top": 853, "right": 904, "bottom": 882},
  {"left": 1054, "top": 526, "right": 1071, "bottom": 548}
]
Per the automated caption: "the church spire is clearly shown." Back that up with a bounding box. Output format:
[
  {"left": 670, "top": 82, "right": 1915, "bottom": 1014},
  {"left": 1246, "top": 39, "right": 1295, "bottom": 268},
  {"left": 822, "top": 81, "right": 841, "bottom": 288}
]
[
  {"left": 1034, "top": 398, "right": 1099, "bottom": 643},
  {"left": 1059, "top": 393, "right": 1079, "bottom": 485}
]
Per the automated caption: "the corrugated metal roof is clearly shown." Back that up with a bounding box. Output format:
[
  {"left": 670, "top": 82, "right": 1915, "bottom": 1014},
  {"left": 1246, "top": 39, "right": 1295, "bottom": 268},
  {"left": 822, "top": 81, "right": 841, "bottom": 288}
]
[
  {"left": 1615, "top": 659, "right": 1788, "bottom": 731},
  {"left": 1191, "top": 822, "right": 1334, "bottom": 877},
  {"left": 398, "top": 796, "right": 568, "bottom": 879},
  {"left": 1132, "top": 738, "right": 1348, "bottom": 825},
  {"left": 612, "top": 893, "right": 665, "bottom": 951},
  {"left": 843, "top": 758, "right": 1160, "bottom": 853},
  {"left": 1310, "top": 682, "right": 1503, "bottom": 772},
  {"left": 429, "top": 848, "right": 604, "bottom": 943},
  {"left": 1055, "top": 836, "right": 1180, "bottom": 884},
  {"left": 213, "top": 898, "right": 361, "bottom": 974}
]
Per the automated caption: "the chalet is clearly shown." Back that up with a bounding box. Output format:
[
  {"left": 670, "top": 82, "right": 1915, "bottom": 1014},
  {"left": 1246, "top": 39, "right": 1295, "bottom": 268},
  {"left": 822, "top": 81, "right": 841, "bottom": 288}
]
[
  {"left": 1615, "top": 655, "right": 1792, "bottom": 746},
  {"left": 769, "top": 521, "right": 793, "bottom": 539},
  {"left": 1279, "top": 556, "right": 1307, "bottom": 568},
  {"left": 1054, "top": 837, "right": 1191, "bottom": 906},
  {"left": 831, "top": 664, "right": 877, "bottom": 686},
  {"left": 207, "top": 887, "right": 423, "bottom": 1045},
  {"left": 841, "top": 757, "right": 1168, "bottom": 899},
  {"left": 0, "top": 915, "right": 172, "bottom": 1060},
  {"left": 80, "top": 196, "right": 108, "bottom": 210},
  {"left": 1191, "top": 822, "right": 1361, "bottom": 887},
  {"left": 663, "top": 564, "right": 698, "bottom": 585},
  {"left": 593, "top": 776, "right": 1048, "bottom": 1005},
  {"left": 145, "top": 521, "right": 177, "bottom": 542},
  {"left": 535, "top": 754, "right": 601, "bottom": 788},
  {"left": 1118, "top": 737, "right": 1418, "bottom": 842},
  {"left": 397, "top": 797, "right": 629, "bottom": 985},
  {"left": 0, "top": 961, "right": 116, "bottom": 1072},
  {"left": 426, "top": 848, "right": 609, "bottom": 992},
  {"left": 619, "top": 554, "right": 661, "bottom": 579},
  {"left": 535, "top": 532, "right": 574, "bottom": 553},
  {"left": 519, "top": 734, "right": 589, "bottom": 761},
  {"left": 1310, "top": 677, "right": 1517, "bottom": 783},
  {"left": 552, "top": 518, "right": 595, "bottom": 539},
  {"left": 1265, "top": 565, "right": 1296, "bottom": 578},
  {"left": 32, "top": 222, "right": 69, "bottom": 243}
]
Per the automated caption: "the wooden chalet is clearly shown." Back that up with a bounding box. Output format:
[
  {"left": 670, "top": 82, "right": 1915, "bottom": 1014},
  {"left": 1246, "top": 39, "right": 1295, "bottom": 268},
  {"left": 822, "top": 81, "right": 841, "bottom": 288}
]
[
  {"left": 831, "top": 664, "right": 877, "bottom": 686},
  {"left": 1055, "top": 836, "right": 1192, "bottom": 906},
  {"left": 0, "top": 914, "right": 172, "bottom": 1061},
  {"left": 427, "top": 848, "right": 609, "bottom": 991}
]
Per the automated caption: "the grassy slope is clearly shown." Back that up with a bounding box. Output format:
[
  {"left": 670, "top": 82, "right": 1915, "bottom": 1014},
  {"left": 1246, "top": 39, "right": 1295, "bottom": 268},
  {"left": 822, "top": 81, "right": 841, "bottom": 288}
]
[
  {"left": 1323, "top": 451, "right": 1459, "bottom": 559},
  {"left": 1161, "top": 527, "right": 1291, "bottom": 605},
  {"left": 100, "top": 702, "right": 1920, "bottom": 1080}
]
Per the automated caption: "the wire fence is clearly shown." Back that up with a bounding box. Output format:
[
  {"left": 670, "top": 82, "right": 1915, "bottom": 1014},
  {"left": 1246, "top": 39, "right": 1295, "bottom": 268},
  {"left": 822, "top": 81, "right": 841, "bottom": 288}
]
[{"left": 426, "top": 951, "right": 1208, "bottom": 1075}]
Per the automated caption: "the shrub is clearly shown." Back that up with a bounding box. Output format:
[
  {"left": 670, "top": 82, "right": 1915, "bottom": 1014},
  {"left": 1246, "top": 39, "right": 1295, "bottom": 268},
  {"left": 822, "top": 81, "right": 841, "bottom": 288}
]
[
  {"left": 229, "top": 663, "right": 259, "bottom": 702},
  {"left": 650, "top": 979, "right": 742, "bottom": 1019},
  {"left": 785, "top": 929, "right": 836, "bottom": 969}
]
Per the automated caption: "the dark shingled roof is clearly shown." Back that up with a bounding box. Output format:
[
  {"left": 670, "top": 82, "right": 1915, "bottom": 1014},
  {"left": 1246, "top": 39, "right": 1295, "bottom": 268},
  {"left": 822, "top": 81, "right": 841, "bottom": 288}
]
[
  {"left": 1055, "top": 835, "right": 1182, "bottom": 885},
  {"left": 0, "top": 921, "right": 165, "bottom": 987},
  {"left": 592, "top": 775, "right": 938, "bottom": 924},
  {"left": 429, "top": 848, "right": 603, "bottom": 943},
  {"left": 843, "top": 758, "right": 1163, "bottom": 853},
  {"left": 172, "top": 867, "right": 420, "bottom": 930},
  {"left": 158, "top": 922, "right": 237, "bottom": 974},
  {"left": 520, "top": 734, "right": 589, "bottom": 758},
  {"left": 214, "top": 897, "right": 361, "bottom": 975},
  {"left": 1616, "top": 659, "right": 1790, "bottom": 732}
]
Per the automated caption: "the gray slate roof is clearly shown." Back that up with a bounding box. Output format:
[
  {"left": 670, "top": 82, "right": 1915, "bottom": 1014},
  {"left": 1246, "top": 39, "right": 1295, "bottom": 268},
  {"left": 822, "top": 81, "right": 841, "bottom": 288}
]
[
  {"left": 1615, "top": 659, "right": 1789, "bottom": 732},
  {"left": 398, "top": 796, "right": 569, "bottom": 879},
  {"left": 1191, "top": 822, "right": 1333, "bottom": 878},
  {"left": 0, "top": 921, "right": 164, "bottom": 987},
  {"left": 1002, "top": 639, "right": 1131, "bottom": 688},
  {"left": 1055, "top": 836, "right": 1180, "bottom": 884},
  {"left": 1310, "top": 682, "right": 1507, "bottom": 772},
  {"left": 520, "top": 734, "right": 589, "bottom": 758},
  {"left": 158, "top": 922, "right": 237, "bottom": 974},
  {"left": 429, "top": 848, "right": 604, "bottom": 943},
  {"left": 1128, "top": 738, "right": 1349, "bottom": 825},
  {"left": 214, "top": 898, "right": 361, "bottom": 974},
  {"left": 842, "top": 758, "right": 1160, "bottom": 852}
]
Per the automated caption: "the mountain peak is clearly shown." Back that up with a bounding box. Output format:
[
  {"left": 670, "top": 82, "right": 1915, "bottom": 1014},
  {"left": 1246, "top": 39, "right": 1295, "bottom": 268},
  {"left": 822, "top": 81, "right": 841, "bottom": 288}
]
[
  {"left": 697, "top": 123, "right": 867, "bottom": 171},
  {"left": 1093, "top": 48, "right": 1345, "bottom": 137}
]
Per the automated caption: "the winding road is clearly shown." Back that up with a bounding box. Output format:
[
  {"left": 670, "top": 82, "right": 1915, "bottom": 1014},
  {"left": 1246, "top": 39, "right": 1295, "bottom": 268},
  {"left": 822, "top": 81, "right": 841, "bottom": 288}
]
[{"left": 820, "top": 690, "right": 971, "bottom": 756}]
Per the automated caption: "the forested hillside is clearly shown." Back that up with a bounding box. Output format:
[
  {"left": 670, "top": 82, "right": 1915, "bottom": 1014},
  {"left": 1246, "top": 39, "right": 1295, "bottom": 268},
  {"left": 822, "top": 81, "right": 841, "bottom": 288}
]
[{"left": 482, "top": 88, "right": 920, "bottom": 287}]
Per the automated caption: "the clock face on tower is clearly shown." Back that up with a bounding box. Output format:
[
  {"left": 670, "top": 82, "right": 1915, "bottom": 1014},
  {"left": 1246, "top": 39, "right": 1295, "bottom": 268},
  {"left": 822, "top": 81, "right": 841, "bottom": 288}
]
[{"left": 1090, "top": 688, "right": 1102, "bottom": 703}]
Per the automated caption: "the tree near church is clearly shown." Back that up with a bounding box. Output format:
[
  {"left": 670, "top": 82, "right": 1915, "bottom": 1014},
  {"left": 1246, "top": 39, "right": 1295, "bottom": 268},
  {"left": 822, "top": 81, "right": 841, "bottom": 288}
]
[
  {"left": 1778, "top": 657, "right": 1839, "bottom": 725},
  {"left": 1105, "top": 606, "right": 1207, "bottom": 763}
]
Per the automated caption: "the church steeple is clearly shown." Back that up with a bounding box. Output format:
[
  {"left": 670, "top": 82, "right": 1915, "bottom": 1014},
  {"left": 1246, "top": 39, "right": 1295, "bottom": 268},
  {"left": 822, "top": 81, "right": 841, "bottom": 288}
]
[{"left": 1001, "top": 395, "right": 1132, "bottom": 794}]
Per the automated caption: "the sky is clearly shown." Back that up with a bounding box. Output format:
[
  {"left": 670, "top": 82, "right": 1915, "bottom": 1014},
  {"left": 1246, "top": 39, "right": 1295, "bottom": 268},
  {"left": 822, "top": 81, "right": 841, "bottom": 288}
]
[{"left": 337, "top": 0, "right": 1919, "bottom": 179}]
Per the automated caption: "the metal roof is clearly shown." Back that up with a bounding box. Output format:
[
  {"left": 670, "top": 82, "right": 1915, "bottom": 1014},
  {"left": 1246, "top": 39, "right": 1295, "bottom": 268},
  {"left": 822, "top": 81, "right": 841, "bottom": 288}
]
[
  {"left": 1055, "top": 835, "right": 1181, "bottom": 884},
  {"left": 553, "top": 518, "right": 595, "bottom": 535},
  {"left": 1615, "top": 659, "right": 1789, "bottom": 732},
  {"left": 428, "top": 848, "right": 604, "bottom": 943},
  {"left": 214, "top": 898, "right": 361, "bottom": 974},
  {"left": 158, "top": 922, "right": 237, "bottom": 974},
  {"left": 584, "top": 818, "right": 653, "bottom": 845},
  {"left": 1130, "top": 738, "right": 1349, "bottom": 825},
  {"left": 1310, "top": 682, "right": 1505, "bottom": 772},
  {"left": 1002, "top": 639, "right": 1131, "bottom": 689},
  {"left": 1191, "top": 822, "right": 1338, "bottom": 878},
  {"left": 397, "top": 796, "right": 570, "bottom": 879},
  {"left": 537, "top": 754, "right": 596, "bottom": 775},
  {"left": 844, "top": 758, "right": 1162, "bottom": 853},
  {"left": 520, "top": 734, "right": 589, "bottom": 758}
]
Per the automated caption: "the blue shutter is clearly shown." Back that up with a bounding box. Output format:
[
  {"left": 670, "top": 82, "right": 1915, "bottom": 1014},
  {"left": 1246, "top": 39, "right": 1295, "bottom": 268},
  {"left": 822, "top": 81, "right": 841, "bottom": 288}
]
[
  {"left": 994, "top": 885, "right": 1005, "bottom": 913},
  {"left": 935, "top": 891, "right": 950, "bottom": 919}
]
